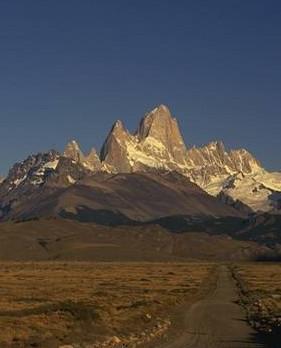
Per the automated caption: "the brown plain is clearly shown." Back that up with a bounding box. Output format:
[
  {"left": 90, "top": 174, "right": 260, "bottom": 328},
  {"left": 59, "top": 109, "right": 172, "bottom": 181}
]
[{"left": 0, "top": 262, "right": 214, "bottom": 347}]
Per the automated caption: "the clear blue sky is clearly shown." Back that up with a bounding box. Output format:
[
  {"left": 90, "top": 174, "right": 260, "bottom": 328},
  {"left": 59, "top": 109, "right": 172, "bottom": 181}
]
[{"left": 0, "top": 0, "right": 280, "bottom": 175}]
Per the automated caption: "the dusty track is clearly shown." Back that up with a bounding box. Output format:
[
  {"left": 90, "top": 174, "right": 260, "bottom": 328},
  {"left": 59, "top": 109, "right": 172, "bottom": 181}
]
[{"left": 154, "top": 265, "right": 265, "bottom": 348}]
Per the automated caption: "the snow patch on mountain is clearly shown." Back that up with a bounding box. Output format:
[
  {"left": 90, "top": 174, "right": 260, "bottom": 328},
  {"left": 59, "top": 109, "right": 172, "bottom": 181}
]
[
  {"left": 13, "top": 174, "right": 27, "bottom": 188},
  {"left": 67, "top": 175, "right": 76, "bottom": 184},
  {"left": 202, "top": 170, "right": 281, "bottom": 212}
]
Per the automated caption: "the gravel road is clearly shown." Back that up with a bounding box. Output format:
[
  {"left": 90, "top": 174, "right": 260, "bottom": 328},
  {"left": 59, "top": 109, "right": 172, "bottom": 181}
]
[{"left": 154, "top": 265, "right": 265, "bottom": 348}]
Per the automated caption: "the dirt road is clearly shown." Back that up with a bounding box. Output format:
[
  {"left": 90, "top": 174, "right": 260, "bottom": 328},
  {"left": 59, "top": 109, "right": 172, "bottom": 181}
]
[{"left": 153, "top": 265, "right": 266, "bottom": 348}]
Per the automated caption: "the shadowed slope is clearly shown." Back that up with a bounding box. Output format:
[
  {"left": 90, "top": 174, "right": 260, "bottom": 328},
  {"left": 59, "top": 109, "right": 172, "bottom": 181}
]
[{"left": 5, "top": 171, "right": 244, "bottom": 222}]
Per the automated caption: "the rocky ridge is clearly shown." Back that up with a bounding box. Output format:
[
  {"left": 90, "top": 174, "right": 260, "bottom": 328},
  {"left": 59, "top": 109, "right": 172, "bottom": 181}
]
[
  {"left": 0, "top": 104, "right": 280, "bottom": 214},
  {"left": 99, "top": 104, "right": 281, "bottom": 212}
]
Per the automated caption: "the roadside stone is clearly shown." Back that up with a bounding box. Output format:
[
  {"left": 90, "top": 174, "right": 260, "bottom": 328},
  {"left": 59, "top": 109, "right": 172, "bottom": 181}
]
[{"left": 111, "top": 336, "right": 121, "bottom": 344}]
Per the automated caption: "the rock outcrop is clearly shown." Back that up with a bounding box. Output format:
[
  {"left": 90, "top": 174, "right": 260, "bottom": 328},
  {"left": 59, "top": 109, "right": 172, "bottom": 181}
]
[{"left": 64, "top": 140, "right": 101, "bottom": 172}]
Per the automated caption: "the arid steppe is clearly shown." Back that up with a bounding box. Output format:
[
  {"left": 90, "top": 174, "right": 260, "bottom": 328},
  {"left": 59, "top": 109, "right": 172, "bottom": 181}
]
[{"left": 0, "top": 262, "right": 215, "bottom": 348}]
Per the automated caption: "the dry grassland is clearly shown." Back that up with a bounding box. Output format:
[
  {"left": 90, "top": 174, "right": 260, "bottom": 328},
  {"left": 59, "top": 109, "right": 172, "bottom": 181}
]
[
  {"left": 0, "top": 262, "right": 215, "bottom": 347},
  {"left": 234, "top": 263, "right": 281, "bottom": 334}
]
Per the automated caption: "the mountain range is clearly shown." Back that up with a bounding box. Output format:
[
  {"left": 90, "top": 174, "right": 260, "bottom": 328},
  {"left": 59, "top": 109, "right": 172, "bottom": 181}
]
[{"left": 0, "top": 104, "right": 280, "bottom": 225}]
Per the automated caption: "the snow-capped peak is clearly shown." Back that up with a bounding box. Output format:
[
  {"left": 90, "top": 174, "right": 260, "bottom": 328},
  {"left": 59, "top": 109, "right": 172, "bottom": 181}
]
[{"left": 1, "top": 104, "right": 279, "bottom": 214}]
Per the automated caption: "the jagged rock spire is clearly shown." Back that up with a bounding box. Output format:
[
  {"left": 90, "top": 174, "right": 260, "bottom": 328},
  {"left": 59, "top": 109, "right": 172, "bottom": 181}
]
[
  {"left": 64, "top": 140, "right": 101, "bottom": 171},
  {"left": 64, "top": 140, "right": 85, "bottom": 162},
  {"left": 136, "top": 105, "right": 187, "bottom": 163},
  {"left": 84, "top": 148, "right": 102, "bottom": 171},
  {"left": 100, "top": 120, "right": 131, "bottom": 172}
]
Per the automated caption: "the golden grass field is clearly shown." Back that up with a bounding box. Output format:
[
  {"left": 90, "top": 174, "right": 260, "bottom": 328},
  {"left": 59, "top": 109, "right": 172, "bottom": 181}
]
[
  {"left": 0, "top": 262, "right": 215, "bottom": 348},
  {"left": 233, "top": 263, "right": 281, "bottom": 333}
]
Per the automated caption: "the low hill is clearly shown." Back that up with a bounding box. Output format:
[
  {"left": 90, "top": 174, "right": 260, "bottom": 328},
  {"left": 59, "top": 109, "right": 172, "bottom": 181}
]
[{"left": 0, "top": 218, "right": 270, "bottom": 261}]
